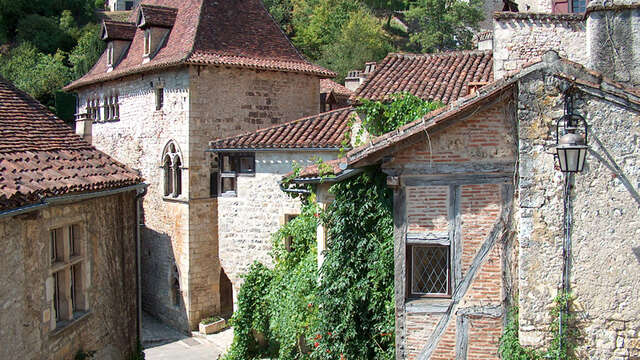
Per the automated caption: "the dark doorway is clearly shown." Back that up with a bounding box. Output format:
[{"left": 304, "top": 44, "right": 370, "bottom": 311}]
[{"left": 220, "top": 268, "right": 233, "bottom": 316}]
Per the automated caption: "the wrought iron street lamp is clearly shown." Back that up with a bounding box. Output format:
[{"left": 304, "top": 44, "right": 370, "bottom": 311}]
[{"left": 555, "top": 113, "right": 588, "bottom": 173}]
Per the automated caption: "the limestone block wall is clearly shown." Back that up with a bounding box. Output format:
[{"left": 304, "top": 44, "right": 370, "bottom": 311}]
[
  {"left": 0, "top": 193, "right": 138, "bottom": 360},
  {"left": 77, "top": 69, "right": 193, "bottom": 331},
  {"left": 517, "top": 69, "right": 640, "bottom": 358},
  {"left": 493, "top": 13, "right": 587, "bottom": 79},
  {"left": 385, "top": 98, "right": 518, "bottom": 359},
  {"left": 218, "top": 151, "right": 337, "bottom": 306}
]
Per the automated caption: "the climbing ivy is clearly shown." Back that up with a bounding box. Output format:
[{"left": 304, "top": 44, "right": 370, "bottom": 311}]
[
  {"left": 356, "top": 92, "right": 443, "bottom": 139},
  {"left": 312, "top": 169, "right": 395, "bottom": 360},
  {"left": 499, "top": 292, "right": 580, "bottom": 360},
  {"left": 224, "top": 169, "right": 395, "bottom": 360}
]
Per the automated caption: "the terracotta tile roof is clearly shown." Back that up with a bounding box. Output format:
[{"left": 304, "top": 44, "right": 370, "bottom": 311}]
[
  {"left": 320, "top": 79, "right": 353, "bottom": 97},
  {"left": 137, "top": 4, "right": 177, "bottom": 28},
  {"left": 351, "top": 51, "right": 493, "bottom": 104},
  {"left": 209, "top": 107, "right": 354, "bottom": 150},
  {"left": 102, "top": 20, "right": 136, "bottom": 41},
  {"left": 0, "top": 78, "right": 143, "bottom": 211},
  {"left": 293, "top": 158, "right": 346, "bottom": 178},
  {"left": 65, "top": 0, "right": 335, "bottom": 91}
]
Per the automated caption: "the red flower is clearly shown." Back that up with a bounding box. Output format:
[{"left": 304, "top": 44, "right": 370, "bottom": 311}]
[
  {"left": 314, "top": 342, "right": 319, "bottom": 348},
  {"left": 327, "top": 331, "right": 332, "bottom": 336},
  {"left": 315, "top": 334, "right": 322, "bottom": 340}
]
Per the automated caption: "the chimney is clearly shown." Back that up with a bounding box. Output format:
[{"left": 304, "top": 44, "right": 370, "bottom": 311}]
[
  {"left": 475, "top": 31, "right": 493, "bottom": 51},
  {"left": 586, "top": 0, "right": 640, "bottom": 86},
  {"left": 75, "top": 113, "right": 93, "bottom": 144}
]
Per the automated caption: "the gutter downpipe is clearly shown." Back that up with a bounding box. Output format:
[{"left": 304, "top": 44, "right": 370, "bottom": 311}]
[{"left": 135, "top": 185, "right": 148, "bottom": 349}]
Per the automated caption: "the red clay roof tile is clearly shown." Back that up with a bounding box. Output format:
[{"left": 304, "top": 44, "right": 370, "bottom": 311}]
[
  {"left": 209, "top": 107, "right": 353, "bottom": 150},
  {"left": 352, "top": 51, "right": 493, "bottom": 104},
  {"left": 137, "top": 4, "right": 178, "bottom": 28},
  {"left": 65, "top": 0, "right": 334, "bottom": 91},
  {"left": 0, "top": 78, "right": 142, "bottom": 211},
  {"left": 320, "top": 79, "right": 353, "bottom": 97}
]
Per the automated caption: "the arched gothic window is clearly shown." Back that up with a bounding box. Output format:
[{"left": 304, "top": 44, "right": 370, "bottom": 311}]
[{"left": 162, "top": 141, "right": 183, "bottom": 198}]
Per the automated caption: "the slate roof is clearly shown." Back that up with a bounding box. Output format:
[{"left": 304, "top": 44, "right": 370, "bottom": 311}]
[
  {"left": 320, "top": 79, "right": 353, "bottom": 97},
  {"left": 65, "top": 0, "right": 334, "bottom": 91},
  {"left": 0, "top": 78, "right": 143, "bottom": 211},
  {"left": 102, "top": 20, "right": 136, "bottom": 41},
  {"left": 209, "top": 107, "right": 353, "bottom": 150},
  {"left": 351, "top": 51, "right": 493, "bottom": 104}
]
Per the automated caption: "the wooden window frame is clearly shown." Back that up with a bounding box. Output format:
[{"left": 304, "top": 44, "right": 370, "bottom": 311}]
[
  {"left": 217, "top": 152, "right": 255, "bottom": 197},
  {"left": 49, "top": 224, "right": 88, "bottom": 331},
  {"left": 406, "top": 243, "right": 452, "bottom": 299}
]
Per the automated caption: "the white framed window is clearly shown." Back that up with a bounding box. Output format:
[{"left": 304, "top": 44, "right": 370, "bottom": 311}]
[
  {"left": 162, "top": 141, "right": 183, "bottom": 198},
  {"left": 103, "top": 93, "right": 119, "bottom": 121},
  {"left": 86, "top": 98, "right": 101, "bottom": 121},
  {"left": 144, "top": 29, "right": 151, "bottom": 56},
  {"left": 49, "top": 224, "right": 88, "bottom": 330}
]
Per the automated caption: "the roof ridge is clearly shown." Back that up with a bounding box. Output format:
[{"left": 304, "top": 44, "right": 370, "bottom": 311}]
[
  {"left": 103, "top": 19, "right": 136, "bottom": 24},
  {"left": 210, "top": 107, "right": 354, "bottom": 146},
  {"left": 389, "top": 50, "right": 492, "bottom": 58},
  {"left": 139, "top": 4, "right": 178, "bottom": 10}
]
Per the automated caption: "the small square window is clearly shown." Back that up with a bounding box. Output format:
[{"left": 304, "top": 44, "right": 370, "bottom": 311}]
[
  {"left": 216, "top": 153, "right": 255, "bottom": 196},
  {"left": 408, "top": 245, "right": 450, "bottom": 297}
]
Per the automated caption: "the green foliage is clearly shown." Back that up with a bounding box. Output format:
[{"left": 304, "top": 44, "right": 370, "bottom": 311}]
[
  {"left": 499, "top": 305, "right": 542, "bottom": 360},
  {"left": 69, "top": 24, "right": 106, "bottom": 79},
  {"left": 224, "top": 262, "right": 275, "bottom": 360},
  {"left": 313, "top": 169, "right": 395, "bottom": 360},
  {"left": 264, "top": 0, "right": 294, "bottom": 34},
  {"left": 317, "top": 7, "right": 394, "bottom": 82},
  {"left": 200, "top": 315, "right": 222, "bottom": 325},
  {"left": 405, "top": 0, "right": 484, "bottom": 52},
  {"left": 95, "top": 0, "right": 106, "bottom": 11},
  {"left": 226, "top": 171, "right": 395, "bottom": 360},
  {"left": 0, "top": 42, "right": 72, "bottom": 108},
  {"left": 16, "top": 14, "right": 75, "bottom": 54},
  {"left": 500, "top": 292, "right": 580, "bottom": 360},
  {"left": 356, "top": 92, "right": 443, "bottom": 140}
]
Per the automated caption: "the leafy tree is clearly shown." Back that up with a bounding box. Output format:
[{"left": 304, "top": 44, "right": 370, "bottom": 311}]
[
  {"left": 15, "top": 14, "right": 75, "bottom": 54},
  {"left": 291, "top": 0, "right": 361, "bottom": 60},
  {"left": 405, "top": 0, "right": 484, "bottom": 52},
  {"left": 263, "top": 0, "right": 294, "bottom": 34},
  {"left": 69, "top": 23, "right": 106, "bottom": 79},
  {"left": 318, "top": 7, "right": 394, "bottom": 82},
  {"left": 361, "top": 0, "right": 408, "bottom": 27},
  {"left": 0, "top": 42, "right": 72, "bottom": 107}
]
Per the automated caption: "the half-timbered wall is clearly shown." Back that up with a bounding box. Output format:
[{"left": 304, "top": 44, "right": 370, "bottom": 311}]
[{"left": 385, "top": 98, "right": 518, "bottom": 360}]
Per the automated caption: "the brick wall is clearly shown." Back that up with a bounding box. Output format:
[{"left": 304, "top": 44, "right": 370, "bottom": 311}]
[{"left": 0, "top": 193, "right": 138, "bottom": 360}]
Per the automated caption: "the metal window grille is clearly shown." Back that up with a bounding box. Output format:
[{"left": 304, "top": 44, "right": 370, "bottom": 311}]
[{"left": 411, "top": 245, "right": 450, "bottom": 296}]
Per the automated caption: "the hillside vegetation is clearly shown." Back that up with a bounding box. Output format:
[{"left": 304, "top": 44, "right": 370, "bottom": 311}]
[
  {"left": 0, "top": 0, "right": 483, "bottom": 118},
  {"left": 0, "top": 0, "right": 105, "bottom": 115}
]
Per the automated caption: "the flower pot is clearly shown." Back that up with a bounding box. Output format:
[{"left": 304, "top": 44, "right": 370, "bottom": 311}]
[{"left": 199, "top": 318, "right": 226, "bottom": 334}]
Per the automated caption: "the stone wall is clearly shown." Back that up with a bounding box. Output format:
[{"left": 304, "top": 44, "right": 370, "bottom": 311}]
[
  {"left": 0, "top": 192, "right": 138, "bottom": 360},
  {"left": 77, "top": 68, "right": 194, "bottom": 330},
  {"left": 218, "top": 151, "right": 337, "bottom": 307},
  {"left": 516, "top": 64, "right": 640, "bottom": 358},
  {"left": 493, "top": 12, "right": 587, "bottom": 79},
  {"left": 385, "top": 98, "right": 518, "bottom": 359},
  {"left": 76, "top": 65, "right": 322, "bottom": 330}
]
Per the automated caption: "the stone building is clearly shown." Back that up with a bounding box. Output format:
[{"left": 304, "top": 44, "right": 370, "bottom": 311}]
[
  {"left": 0, "top": 78, "right": 144, "bottom": 359},
  {"left": 64, "top": 0, "right": 333, "bottom": 331},
  {"left": 291, "top": 1, "right": 640, "bottom": 358},
  {"left": 108, "top": 0, "right": 139, "bottom": 11}
]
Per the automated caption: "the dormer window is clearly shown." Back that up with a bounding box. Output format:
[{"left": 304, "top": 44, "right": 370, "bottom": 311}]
[
  {"left": 101, "top": 20, "right": 135, "bottom": 70},
  {"left": 144, "top": 29, "right": 151, "bottom": 56}
]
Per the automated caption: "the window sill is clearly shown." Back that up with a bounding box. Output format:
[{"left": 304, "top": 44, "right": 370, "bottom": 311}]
[
  {"left": 237, "top": 172, "right": 255, "bottom": 177},
  {"left": 162, "top": 196, "right": 188, "bottom": 204},
  {"left": 405, "top": 298, "right": 452, "bottom": 314},
  {"left": 49, "top": 311, "right": 91, "bottom": 338},
  {"left": 219, "top": 191, "right": 237, "bottom": 198}
]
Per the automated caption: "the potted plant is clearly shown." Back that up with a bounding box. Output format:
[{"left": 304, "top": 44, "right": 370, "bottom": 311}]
[{"left": 199, "top": 316, "right": 226, "bottom": 335}]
